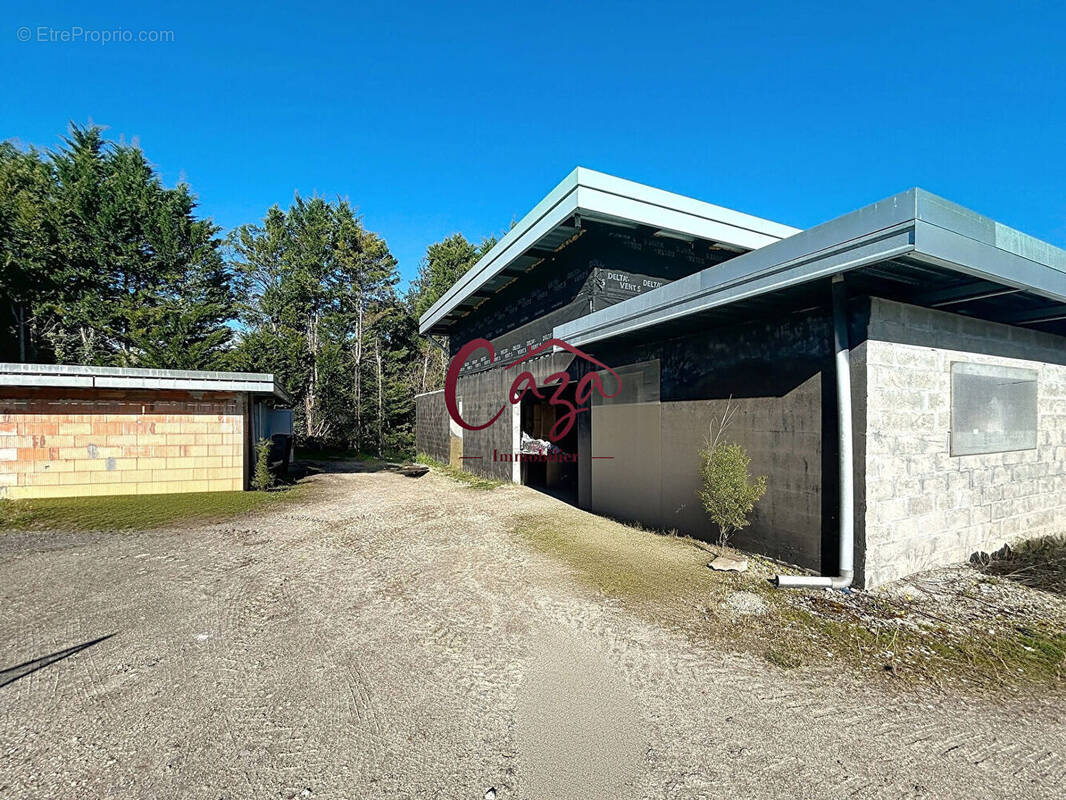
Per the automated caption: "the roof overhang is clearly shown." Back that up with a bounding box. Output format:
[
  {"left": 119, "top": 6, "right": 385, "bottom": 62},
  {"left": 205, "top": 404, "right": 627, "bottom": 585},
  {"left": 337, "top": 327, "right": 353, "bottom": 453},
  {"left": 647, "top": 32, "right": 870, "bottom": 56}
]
[
  {"left": 0, "top": 363, "right": 291, "bottom": 403},
  {"left": 554, "top": 188, "right": 1066, "bottom": 347},
  {"left": 418, "top": 167, "right": 800, "bottom": 335}
]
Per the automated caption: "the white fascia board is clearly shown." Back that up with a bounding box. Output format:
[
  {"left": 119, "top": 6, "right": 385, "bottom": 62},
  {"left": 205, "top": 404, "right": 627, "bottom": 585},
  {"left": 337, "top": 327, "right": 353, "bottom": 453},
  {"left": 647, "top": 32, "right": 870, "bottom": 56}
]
[
  {"left": 417, "top": 167, "right": 800, "bottom": 335},
  {"left": 93, "top": 377, "right": 280, "bottom": 394},
  {"left": 0, "top": 362, "right": 275, "bottom": 382},
  {"left": 0, "top": 374, "right": 95, "bottom": 387},
  {"left": 0, "top": 362, "right": 288, "bottom": 400}
]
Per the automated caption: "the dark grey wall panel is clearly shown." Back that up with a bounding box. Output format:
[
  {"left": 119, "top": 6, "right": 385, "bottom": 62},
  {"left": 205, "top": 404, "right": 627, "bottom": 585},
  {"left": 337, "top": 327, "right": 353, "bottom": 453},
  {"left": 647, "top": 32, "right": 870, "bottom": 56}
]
[
  {"left": 450, "top": 352, "right": 581, "bottom": 481},
  {"left": 455, "top": 366, "right": 512, "bottom": 481},
  {"left": 585, "top": 305, "right": 840, "bottom": 573},
  {"left": 415, "top": 390, "right": 449, "bottom": 463},
  {"left": 449, "top": 224, "right": 733, "bottom": 371}
]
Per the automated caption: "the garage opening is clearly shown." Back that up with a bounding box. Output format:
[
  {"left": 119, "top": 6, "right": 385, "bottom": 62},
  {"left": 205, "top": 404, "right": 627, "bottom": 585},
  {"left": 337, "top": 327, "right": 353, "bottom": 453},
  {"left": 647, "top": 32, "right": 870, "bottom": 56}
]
[{"left": 520, "top": 383, "right": 579, "bottom": 505}]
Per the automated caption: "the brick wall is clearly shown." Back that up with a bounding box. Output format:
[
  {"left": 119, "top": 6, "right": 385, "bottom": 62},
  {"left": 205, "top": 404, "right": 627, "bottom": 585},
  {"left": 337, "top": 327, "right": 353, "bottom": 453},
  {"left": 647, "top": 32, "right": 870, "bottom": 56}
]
[
  {"left": 0, "top": 389, "right": 247, "bottom": 500},
  {"left": 861, "top": 298, "right": 1066, "bottom": 586}
]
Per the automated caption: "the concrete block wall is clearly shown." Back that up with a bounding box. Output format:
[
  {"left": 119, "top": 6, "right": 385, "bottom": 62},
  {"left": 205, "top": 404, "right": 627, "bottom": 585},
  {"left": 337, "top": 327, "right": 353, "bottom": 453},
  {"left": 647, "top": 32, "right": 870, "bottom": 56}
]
[
  {"left": 861, "top": 298, "right": 1066, "bottom": 586},
  {"left": 413, "top": 352, "right": 580, "bottom": 482},
  {"left": 658, "top": 379, "right": 826, "bottom": 570},
  {"left": 414, "top": 390, "right": 449, "bottom": 463},
  {"left": 0, "top": 389, "right": 247, "bottom": 500},
  {"left": 591, "top": 305, "right": 836, "bottom": 572},
  {"left": 457, "top": 366, "right": 516, "bottom": 481}
]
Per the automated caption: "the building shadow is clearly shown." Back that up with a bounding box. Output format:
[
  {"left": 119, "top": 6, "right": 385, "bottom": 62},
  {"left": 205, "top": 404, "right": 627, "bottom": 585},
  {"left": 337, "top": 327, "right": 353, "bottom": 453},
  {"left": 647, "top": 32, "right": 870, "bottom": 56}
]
[{"left": 0, "top": 633, "right": 115, "bottom": 689}]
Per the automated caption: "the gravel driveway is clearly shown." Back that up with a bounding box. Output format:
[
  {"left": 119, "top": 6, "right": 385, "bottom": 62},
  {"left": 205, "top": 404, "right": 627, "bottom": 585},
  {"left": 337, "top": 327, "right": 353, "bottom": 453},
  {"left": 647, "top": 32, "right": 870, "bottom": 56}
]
[{"left": 2, "top": 467, "right": 1064, "bottom": 799}]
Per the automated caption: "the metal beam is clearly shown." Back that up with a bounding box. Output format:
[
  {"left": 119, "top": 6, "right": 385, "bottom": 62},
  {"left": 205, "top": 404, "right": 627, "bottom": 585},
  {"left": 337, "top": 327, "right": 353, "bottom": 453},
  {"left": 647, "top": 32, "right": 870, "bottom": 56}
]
[
  {"left": 913, "top": 280, "right": 1022, "bottom": 307},
  {"left": 994, "top": 304, "right": 1066, "bottom": 325}
]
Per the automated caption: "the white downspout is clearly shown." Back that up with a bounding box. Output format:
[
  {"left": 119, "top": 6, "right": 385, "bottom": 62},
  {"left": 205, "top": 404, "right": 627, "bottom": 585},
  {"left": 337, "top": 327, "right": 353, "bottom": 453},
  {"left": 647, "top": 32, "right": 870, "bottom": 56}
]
[{"left": 776, "top": 275, "right": 854, "bottom": 589}]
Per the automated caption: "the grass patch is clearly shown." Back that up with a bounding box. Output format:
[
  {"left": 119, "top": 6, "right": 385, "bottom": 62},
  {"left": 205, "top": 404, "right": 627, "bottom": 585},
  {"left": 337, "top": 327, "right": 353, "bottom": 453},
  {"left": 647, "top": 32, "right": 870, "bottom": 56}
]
[
  {"left": 417, "top": 453, "right": 503, "bottom": 491},
  {"left": 0, "top": 483, "right": 311, "bottom": 533},
  {"left": 514, "top": 509, "right": 1066, "bottom": 692},
  {"left": 765, "top": 646, "right": 803, "bottom": 670}
]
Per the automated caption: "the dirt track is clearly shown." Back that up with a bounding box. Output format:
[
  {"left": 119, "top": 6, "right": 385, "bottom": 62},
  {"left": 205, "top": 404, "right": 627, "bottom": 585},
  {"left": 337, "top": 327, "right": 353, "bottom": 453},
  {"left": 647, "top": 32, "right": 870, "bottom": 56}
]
[{"left": 1, "top": 467, "right": 1065, "bottom": 799}]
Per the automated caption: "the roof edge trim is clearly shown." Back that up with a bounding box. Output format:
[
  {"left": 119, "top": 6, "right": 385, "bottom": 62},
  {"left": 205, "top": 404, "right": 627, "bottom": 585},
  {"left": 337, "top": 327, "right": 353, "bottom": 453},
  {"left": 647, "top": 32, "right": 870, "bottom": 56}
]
[{"left": 418, "top": 168, "right": 799, "bottom": 334}]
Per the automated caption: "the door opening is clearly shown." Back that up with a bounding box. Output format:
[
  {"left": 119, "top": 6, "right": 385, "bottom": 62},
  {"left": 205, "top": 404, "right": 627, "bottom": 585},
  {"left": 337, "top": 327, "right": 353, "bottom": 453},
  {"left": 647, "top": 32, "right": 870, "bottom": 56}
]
[{"left": 520, "top": 385, "right": 579, "bottom": 505}]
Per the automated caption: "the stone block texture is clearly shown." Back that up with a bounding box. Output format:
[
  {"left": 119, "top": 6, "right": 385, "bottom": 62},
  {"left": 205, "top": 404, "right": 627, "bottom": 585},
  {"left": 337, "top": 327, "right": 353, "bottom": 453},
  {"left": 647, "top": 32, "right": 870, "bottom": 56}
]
[
  {"left": 0, "top": 389, "right": 247, "bottom": 499},
  {"left": 861, "top": 298, "right": 1066, "bottom": 586}
]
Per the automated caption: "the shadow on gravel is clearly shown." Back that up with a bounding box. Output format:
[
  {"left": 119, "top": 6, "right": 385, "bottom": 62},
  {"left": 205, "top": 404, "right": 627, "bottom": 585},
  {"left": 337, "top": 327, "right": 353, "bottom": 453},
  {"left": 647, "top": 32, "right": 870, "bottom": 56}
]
[
  {"left": 0, "top": 633, "right": 115, "bottom": 689},
  {"left": 294, "top": 458, "right": 428, "bottom": 477}
]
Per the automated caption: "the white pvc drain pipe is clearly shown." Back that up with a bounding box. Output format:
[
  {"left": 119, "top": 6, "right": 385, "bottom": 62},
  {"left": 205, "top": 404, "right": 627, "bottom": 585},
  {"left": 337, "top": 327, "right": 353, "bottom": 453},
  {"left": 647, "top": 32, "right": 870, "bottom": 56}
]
[{"left": 776, "top": 274, "right": 854, "bottom": 589}]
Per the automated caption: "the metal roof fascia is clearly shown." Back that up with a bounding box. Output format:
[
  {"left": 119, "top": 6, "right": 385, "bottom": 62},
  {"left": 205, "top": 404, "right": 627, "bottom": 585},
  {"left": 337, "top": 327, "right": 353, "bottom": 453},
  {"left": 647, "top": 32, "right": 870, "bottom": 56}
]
[
  {"left": 576, "top": 168, "right": 800, "bottom": 240},
  {"left": 92, "top": 376, "right": 277, "bottom": 394},
  {"left": 418, "top": 169, "right": 582, "bottom": 333},
  {"left": 0, "top": 363, "right": 290, "bottom": 402},
  {"left": 0, "top": 362, "right": 275, "bottom": 382},
  {"left": 0, "top": 374, "right": 95, "bottom": 388},
  {"left": 417, "top": 168, "right": 801, "bottom": 335},
  {"left": 556, "top": 226, "right": 915, "bottom": 347},
  {"left": 553, "top": 190, "right": 921, "bottom": 346},
  {"left": 555, "top": 188, "right": 1066, "bottom": 348},
  {"left": 573, "top": 185, "right": 786, "bottom": 250},
  {"left": 912, "top": 221, "right": 1066, "bottom": 304}
]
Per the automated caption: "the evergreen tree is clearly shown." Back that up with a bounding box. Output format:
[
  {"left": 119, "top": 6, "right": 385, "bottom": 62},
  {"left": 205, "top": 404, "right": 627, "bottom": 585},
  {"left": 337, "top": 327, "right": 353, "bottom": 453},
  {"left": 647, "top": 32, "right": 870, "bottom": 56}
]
[
  {"left": 0, "top": 142, "right": 58, "bottom": 362},
  {"left": 0, "top": 124, "right": 232, "bottom": 367},
  {"left": 229, "top": 194, "right": 400, "bottom": 449},
  {"left": 408, "top": 232, "right": 496, "bottom": 393},
  {"left": 410, "top": 232, "right": 495, "bottom": 318},
  {"left": 1, "top": 123, "right": 505, "bottom": 460}
]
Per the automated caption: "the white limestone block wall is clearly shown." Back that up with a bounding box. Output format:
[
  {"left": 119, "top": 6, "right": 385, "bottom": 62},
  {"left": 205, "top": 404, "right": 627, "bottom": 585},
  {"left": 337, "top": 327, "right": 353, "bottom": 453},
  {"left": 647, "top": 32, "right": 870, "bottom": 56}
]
[{"left": 861, "top": 298, "right": 1066, "bottom": 587}]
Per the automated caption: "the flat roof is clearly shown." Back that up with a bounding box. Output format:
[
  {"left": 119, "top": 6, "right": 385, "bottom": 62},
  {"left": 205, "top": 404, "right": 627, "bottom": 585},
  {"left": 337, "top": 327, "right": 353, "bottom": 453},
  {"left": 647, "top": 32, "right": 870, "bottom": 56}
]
[
  {"left": 0, "top": 363, "right": 290, "bottom": 402},
  {"left": 418, "top": 167, "right": 800, "bottom": 335},
  {"left": 555, "top": 188, "right": 1066, "bottom": 346}
]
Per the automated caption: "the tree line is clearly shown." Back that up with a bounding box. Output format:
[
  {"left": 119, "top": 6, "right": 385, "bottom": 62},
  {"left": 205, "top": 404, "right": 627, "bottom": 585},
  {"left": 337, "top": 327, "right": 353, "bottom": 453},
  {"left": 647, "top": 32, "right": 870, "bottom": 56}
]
[{"left": 0, "top": 124, "right": 491, "bottom": 456}]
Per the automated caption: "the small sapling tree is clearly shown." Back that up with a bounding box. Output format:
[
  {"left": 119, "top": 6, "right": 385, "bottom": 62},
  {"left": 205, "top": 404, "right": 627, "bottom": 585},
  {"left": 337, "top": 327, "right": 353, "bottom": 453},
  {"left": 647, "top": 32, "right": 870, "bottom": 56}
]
[{"left": 697, "top": 400, "right": 767, "bottom": 547}]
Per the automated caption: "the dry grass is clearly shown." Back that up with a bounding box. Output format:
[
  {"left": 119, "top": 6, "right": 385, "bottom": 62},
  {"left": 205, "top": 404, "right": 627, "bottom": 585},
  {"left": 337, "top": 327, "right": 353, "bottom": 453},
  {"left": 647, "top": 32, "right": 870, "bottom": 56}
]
[
  {"left": 515, "top": 508, "right": 1066, "bottom": 693},
  {"left": 975, "top": 535, "right": 1066, "bottom": 595}
]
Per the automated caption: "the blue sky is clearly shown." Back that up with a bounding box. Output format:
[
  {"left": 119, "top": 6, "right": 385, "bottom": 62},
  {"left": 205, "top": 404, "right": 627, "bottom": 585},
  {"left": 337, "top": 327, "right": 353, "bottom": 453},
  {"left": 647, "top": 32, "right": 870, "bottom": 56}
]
[{"left": 3, "top": 1, "right": 1065, "bottom": 288}]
